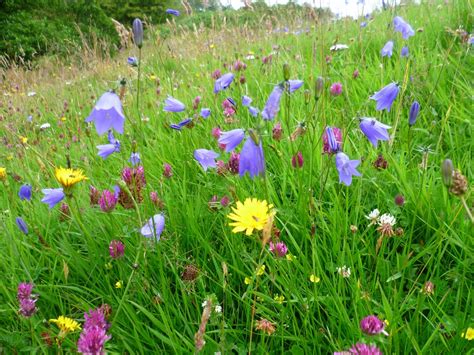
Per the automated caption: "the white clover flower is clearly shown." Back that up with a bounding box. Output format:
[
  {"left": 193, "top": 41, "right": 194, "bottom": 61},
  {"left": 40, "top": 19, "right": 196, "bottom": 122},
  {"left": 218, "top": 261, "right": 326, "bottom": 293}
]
[
  {"left": 366, "top": 209, "right": 380, "bottom": 225},
  {"left": 378, "top": 213, "right": 396, "bottom": 226},
  {"left": 337, "top": 265, "right": 351, "bottom": 278}
]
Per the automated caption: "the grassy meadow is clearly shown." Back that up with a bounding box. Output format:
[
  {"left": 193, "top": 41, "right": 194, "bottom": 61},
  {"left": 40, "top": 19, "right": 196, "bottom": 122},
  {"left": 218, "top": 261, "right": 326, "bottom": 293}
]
[{"left": 0, "top": 1, "right": 473, "bottom": 353}]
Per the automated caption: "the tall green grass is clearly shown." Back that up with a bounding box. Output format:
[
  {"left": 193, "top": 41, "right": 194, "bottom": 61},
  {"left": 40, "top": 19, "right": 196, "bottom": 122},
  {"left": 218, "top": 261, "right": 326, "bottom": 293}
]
[{"left": 0, "top": 1, "right": 472, "bottom": 353}]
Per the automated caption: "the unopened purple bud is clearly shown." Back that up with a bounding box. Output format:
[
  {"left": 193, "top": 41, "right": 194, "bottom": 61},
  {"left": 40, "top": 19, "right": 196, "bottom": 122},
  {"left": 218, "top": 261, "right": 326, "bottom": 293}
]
[
  {"left": 291, "top": 152, "right": 304, "bottom": 168},
  {"left": 132, "top": 19, "right": 143, "bottom": 48},
  {"left": 163, "top": 163, "right": 173, "bottom": 178}
]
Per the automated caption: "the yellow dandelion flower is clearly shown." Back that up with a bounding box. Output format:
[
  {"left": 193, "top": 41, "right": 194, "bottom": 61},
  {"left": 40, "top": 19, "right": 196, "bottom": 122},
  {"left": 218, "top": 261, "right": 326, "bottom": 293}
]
[
  {"left": 55, "top": 167, "right": 87, "bottom": 189},
  {"left": 462, "top": 327, "right": 474, "bottom": 341},
  {"left": 49, "top": 316, "right": 81, "bottom": 334},
  {"left": 227, "top": 198, "right": 274, "bottom": 236},
  {"left": 310, "top": 274, "right": 320, "bottom": 283},
  {"left": 0, "top": 167, "right": 6, "bottom": 181},
  {"left": 256, "top": 265, "right": 265, "bottom": 276},
  {"left": 274, "top": 294, "right": 285, "bottom": 304},
  {"left": 60, "top": 116, "right": 66, "bottom": 122},
  {"left": 115, "top": 280, "right": 123, "bottom": 289},
  {"left": 244, "top": 277, "right": 252, "bottom": 285},
  {"left": 20, "top": 136, "right": 28, "bottom": 144}
]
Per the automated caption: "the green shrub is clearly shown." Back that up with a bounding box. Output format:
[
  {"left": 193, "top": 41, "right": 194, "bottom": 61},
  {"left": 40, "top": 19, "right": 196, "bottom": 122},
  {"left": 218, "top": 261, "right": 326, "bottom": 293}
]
[{"left": 0, "top": 0, "right": 119, "bottom": 64}]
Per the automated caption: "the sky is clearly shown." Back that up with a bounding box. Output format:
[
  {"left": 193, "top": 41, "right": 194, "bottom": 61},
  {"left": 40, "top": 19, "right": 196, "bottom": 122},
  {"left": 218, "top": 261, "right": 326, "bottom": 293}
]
[{"left": 224, "top": 0, "right": 401, "bottom": 18}]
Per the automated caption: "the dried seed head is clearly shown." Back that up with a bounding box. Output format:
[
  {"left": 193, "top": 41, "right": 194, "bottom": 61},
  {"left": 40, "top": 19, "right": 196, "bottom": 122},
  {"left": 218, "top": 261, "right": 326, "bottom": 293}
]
[
  {"left": 449, "top": 170, "right": 468, "bottom": 196},
  {"left": 181, "top": 264, "right": 200, "bottom": 281}
]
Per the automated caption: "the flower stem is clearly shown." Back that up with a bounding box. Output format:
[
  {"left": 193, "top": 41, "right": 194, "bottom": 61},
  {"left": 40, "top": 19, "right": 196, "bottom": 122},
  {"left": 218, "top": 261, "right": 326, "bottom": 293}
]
[{"left": 460, "top": 196, "right": 474, "bottom": 223}]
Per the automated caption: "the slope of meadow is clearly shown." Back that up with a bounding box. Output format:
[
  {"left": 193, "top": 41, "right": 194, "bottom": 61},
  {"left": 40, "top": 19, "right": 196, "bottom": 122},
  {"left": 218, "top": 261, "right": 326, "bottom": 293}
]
[{"left": 0, "top": 1, "right": 473, "bottom": 353}]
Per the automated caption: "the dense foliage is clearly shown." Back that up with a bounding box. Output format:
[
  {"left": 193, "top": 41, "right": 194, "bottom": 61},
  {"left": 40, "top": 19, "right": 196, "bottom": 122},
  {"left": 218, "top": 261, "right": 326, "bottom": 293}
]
[{"left": 0, "top": 0, "right": 119, "bottom": 63}]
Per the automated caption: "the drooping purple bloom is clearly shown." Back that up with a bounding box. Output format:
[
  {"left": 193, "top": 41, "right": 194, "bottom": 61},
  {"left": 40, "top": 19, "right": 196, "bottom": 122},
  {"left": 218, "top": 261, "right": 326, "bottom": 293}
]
[
  {"left": 166, "top": 8, "right": 180, "bottom": 16},
  {"left": 218, "top": 129, "right": 245, "bottom": 152},
  {"left": 19, "top": 184, "right": 32, "bottom": 201},
  {"left": 248, "top": 106, "right": 259, "bottom": 117},
  {"left": 262, "top": 84, "right": 284, "bottom": 120},
  {"left": 85, "top": 92, "right": 125, "bottom": 136},
  {"left": 360, "top": 118, "right": 392, "bottom": 147},
  {"left": 288, "top": 80, "right": 304, "bottom": 93},
  {"left": 381, "top": 40, "right": 394, "bottom": 57},
  {"left": 97, "top": 141, "right": 120, "bottom": 159},
  {"left": 107, "top": 130, "right": 117, "bottom": 144},
  {"left": 170, "top": 118, "right": 192, "bottom": 130},
  {"left": 127, "top": 56, "right": 138, "bottom": 66},
  {"left": 41, "top": 188, "right": 65, "bottom": 209},
  {"left": 15, "top": 217, "right": 28, "bottom": 235},
  {"left": 194, "top": 149, "right": 219, "bottom": 171},
  {"left": 164, "top": 96, "right": 185, "bottom": 112},
  {"left": 335, "top": 152, "right": 361, "bottom": 186},
  {"left": 223, "top": 97, "right": 236, "bottom": 108},
  {"left": 409, "top": 101, "right": 420, "bottom": 126},
  {"left": 401, "top": 46, "right": 409, "bottom": 57},
  {"left": 370, "top": 82, "right": 399, "bottom": 112},
  {"left": 239, "top": 135, "right": 265, "bottom": 178},
  {"left": 242, "top": 95, "right": 252, "bottom": 106},
  {"left": 141, "top": 214, "right": 165, "bottom": 241},
  {"left": 360, "top": 315, "right": 387, "bottom": 335},
  {"left": 214, "top": 73, "right": 234, "bottom": 93},
  {"left": 109, "top": 240, "right": 125, "bottom": 259},
  {"left": 200, "top": 108, "right": 211, "bottom": 118},
  {"left": 393, "top": 16, "right": 415, "bottom": 39},
  {"left": 324, "top": 126, "right": 341, "bottom": 153},
  {"left": 129, "top": 152, "right": 141, "bottom": 166}
]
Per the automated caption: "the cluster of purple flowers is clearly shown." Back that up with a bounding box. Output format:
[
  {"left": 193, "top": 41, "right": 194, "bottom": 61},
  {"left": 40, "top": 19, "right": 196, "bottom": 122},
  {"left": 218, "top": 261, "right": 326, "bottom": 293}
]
[
  {"left": 77, "top": 307, "right": 111, "bottom": 354},
  {"left": 17, "top": 282, "right": 37, "bottom": 318}
]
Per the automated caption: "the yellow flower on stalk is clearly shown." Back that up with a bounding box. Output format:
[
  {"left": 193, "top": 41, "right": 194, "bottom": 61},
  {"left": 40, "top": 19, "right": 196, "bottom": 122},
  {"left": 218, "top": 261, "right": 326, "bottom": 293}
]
[
  {"left": 286, "top": 254, "right": 296, "bottom": 262},
  {"left": 115, "top": 280, "right": 123, "bottom": 289},
  {"left": 462, "top": 327, "right": 474, "bottom": 341},
  {"left": 274, "top": 294, "right": 285, "bottom": 304},
  {"left": 60, "top": 116, "right": 66, "bottom": 122},
  {"left": 256, "top": 265, "right": 266, "bottom": 276},
  {"left": 0, "top": 167, "right": 6, "bottom": 181},
  {"left": 244, "top": 277, "right": 252, "bottom": 285},
  {"left": 49, "top": 316, "right": 81, "bottom": 334},
  {"left": 55, "top": 167, "right": 87, "bottom": 189},
  {"left": 310, "top": 274, "right": 320, "bottom": 283},
  {"left": 227, "top": 198, "right": 274, "bottom": 236},
  {"left": 20, "top": 136, "right": 28, "bottom": 144}
]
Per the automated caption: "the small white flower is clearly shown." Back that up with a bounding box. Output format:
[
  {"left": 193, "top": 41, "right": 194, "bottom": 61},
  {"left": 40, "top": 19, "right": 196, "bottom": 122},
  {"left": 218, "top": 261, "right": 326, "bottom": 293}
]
[
  {"left": 39, "top": 123, "right": 51, "bottom": 130},
  {"left": 245, "top": 55, "right": 255, "bottom": 60},
  {"left": 378, "top": 213, "right": 396, "bottom": 226},
  {"left": 27, "top": 91, "right": 36, "bottom": 97},
  {"left": 201, "top": 300, "right": 208, "bottom": 308},
  {"left": 366, "top": 209, "right": 380, "bottom": 225},
  {"left": 214, "top": 305, "right": 222, "bottom": 313},
  {"left": 337, "top": 265, "right": 351, "bottom": 278},
  {"left": 330, "top": 44, "right": 349, "bottom": 51}
]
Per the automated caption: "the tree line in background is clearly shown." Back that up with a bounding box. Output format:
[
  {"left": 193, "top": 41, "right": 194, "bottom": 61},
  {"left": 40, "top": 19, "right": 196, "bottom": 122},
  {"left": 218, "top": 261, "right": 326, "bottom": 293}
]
[{"left": 0, "top": 0, "right": 323, "bottom": 65}]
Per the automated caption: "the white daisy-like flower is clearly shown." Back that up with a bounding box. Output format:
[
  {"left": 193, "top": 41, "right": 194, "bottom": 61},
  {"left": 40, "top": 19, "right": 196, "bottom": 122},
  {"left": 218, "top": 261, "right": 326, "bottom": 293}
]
[
  {"left": 378, "top": 213, "right": 396, "bottom": 226},
  {"left": 366, "top": 209, "right": 380, "bottom": 225}
]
